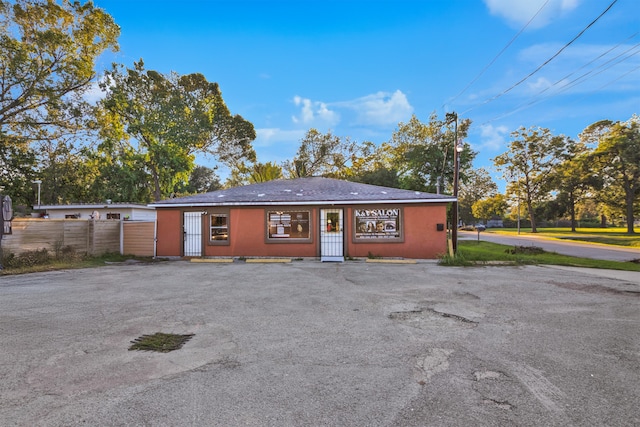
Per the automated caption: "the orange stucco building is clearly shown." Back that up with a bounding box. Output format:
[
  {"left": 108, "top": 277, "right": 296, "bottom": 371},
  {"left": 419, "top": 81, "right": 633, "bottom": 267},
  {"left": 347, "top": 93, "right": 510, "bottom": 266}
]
[{"left": 150, "top": 177, "right": 454, "bottom": 261}]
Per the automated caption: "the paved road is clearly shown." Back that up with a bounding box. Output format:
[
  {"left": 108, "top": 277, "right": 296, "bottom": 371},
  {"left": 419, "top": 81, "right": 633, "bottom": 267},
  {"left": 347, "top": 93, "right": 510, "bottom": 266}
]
[
  {"left": 460, "top": 230, "right": 640, "bottom": 262},
  {"left": 1, "top": 260, "right": 639, "bottom": 426}
]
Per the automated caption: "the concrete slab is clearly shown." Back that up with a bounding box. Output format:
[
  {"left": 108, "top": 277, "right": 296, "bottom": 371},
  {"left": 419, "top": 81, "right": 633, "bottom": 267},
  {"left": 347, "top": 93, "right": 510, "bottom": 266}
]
[{"left": 1, "top": 261, "right": 638, "bottom": 426}]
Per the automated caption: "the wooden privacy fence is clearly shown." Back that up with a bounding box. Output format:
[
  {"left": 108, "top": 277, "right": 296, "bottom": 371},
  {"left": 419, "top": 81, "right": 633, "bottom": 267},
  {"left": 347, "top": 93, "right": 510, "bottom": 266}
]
[{"left": 2, "top": 219, "right": 156, "bottom": 257}]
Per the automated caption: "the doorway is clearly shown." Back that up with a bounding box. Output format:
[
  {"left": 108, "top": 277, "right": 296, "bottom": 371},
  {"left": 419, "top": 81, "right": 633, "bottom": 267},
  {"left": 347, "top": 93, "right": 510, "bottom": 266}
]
[
  {"left": 183, "top": 211, "right": 203, "bottom": 256},
  {"left": 320, "top": 208, "right": 344, "bottom": 262}
]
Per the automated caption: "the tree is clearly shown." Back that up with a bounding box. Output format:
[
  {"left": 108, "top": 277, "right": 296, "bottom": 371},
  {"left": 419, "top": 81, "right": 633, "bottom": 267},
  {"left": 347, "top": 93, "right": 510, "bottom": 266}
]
[
  {"left": 96, "top": 60, "right": 256, "bottom": 201},
  {"left": 548, "top": 142, "right": 601, "bottom": 231},
  {"left": 284, "top": 129, "right": 357, "bottom": 178},
  {"left": 582, "top": 116, "right": 639, "bottom": 234},
  {"left": 472, "top": 194, "right": 508, "bottom": 223},
  {"left": 458, "top": 168, "right": 498, "bottom": 225},
  {"left": 249, "top": 161, "right": 283, "bottom": 183},
  {"left": 381, "top": 113, "right": 475, "bottom": 193},
  {"left": 225, "top": 161, "right": 283, "bottom": 187},
  {"left": 493, "top": 126, "right": 569, "bottom": 232},
  {"left": 183, "top": 165, "right": 222, "bottom": 194},
  {"left": 36, "top": 136, "right": 98, "bottom": 204},
  {"left": 0, "top": 0, "right": 119, "bottom": 202}
]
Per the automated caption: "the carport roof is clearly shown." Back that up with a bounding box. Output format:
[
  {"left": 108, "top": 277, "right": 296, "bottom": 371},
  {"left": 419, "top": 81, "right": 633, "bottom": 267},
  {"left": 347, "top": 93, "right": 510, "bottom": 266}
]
[{"left": 149, "top": 177, "right": 456, "bottom": 207}]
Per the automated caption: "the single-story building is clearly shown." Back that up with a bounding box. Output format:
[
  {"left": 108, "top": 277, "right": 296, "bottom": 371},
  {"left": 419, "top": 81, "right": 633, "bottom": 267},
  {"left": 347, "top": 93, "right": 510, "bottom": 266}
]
[
  {"left": 150, "top": 177, "right": 455, "bottom": 261},
  {"left": 34, "top": 202, "right": 156, "bottom": 221}
]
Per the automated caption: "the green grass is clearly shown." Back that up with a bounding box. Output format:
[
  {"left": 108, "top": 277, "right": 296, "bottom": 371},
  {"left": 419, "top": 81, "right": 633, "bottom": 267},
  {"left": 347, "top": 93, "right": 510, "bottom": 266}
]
[
  {"left": 445, "top": 240, "right": 640, "bottom": 271},
  {"left": 487, "top": 227, "right": 640, "bottom": 247}
]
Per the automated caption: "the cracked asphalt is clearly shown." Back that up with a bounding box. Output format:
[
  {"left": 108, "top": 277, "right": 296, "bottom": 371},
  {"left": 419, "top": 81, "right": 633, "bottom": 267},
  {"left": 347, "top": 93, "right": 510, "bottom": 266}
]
[{"left": 1, "top": 260, "right": 639, "bottom": 426}]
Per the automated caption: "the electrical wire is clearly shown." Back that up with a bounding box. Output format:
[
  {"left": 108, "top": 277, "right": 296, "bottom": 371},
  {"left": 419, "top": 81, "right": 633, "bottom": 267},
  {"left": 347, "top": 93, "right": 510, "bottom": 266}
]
[
  {"left": 461, "top": 0, "right": 620, "bottom": 116},
  {"left": 445, "top": 0, "right": 552, "bottom": 108},
  {"left": 482, "top": 36, "right": 640, "bottom": 123}
]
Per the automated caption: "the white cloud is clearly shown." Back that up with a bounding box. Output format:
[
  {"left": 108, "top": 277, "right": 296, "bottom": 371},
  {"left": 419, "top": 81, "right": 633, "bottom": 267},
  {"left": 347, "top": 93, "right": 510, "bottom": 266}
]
[
  {"left": 479, "top": 124, "right": 510, "bottom": 150},
  {"left": 255, "top": 128, "right": 306, "bottom": 147},
  {"left": 291, "top": 96, "right": 340, "bottom": 127},
  {"left": 527, "top": 77, "right": 553, "bottom": 92},
  {"left": 345, "top": 90, "right": 414, "bottom": 126},
  {"left": 484, "top": 0, "right": 580, "bottom": 29},
  {"left": 82, "top": 81, "right": 106, "bottom": 104}
]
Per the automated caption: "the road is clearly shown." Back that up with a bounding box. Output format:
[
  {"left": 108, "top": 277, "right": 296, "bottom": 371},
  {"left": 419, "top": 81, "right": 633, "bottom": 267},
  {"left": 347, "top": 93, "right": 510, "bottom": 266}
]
[{"left": 460, "top": 230, "right": 640, "bottom": 262}]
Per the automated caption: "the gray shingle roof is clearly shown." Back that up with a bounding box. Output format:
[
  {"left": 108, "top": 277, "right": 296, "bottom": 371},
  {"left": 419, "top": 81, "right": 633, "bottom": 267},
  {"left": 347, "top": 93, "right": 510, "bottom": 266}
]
[{"left": 149, "top": 177, "right": 455, "bottom": 207}]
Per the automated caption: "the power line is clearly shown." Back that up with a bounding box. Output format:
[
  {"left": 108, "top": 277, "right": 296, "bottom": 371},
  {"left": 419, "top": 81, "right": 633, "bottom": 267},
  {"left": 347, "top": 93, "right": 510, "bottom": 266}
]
[
  {"left": 482, "top": 35, "right": 640, "bottom": 123},
  {"left": 461, "top": 0, "right": 620, "bottom": 116},
  {"left": 445, "top": 0, "right": 552, "bottom": 108}
]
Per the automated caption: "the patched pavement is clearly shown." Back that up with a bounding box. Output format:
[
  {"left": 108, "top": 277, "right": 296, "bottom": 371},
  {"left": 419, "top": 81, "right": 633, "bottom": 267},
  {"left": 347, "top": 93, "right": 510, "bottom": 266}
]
[{"left": 1, "top": 260, "right": 638, "bottom": 426}]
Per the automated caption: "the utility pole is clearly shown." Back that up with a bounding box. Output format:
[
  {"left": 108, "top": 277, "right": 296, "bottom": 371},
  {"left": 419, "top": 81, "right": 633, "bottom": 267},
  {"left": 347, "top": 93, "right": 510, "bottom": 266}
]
[{"left": 445, "top": 112, "right": 462, "bottom": 254}]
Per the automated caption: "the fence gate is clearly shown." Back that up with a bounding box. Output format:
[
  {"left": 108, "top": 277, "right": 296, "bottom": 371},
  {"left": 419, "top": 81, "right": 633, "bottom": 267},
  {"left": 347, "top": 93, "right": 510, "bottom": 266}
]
[
  {"left": 320, "top": 208, "right": 344, "bottom": 262},
  {"left": 183, "top": 211, "right": 203, "bottom": 256}
]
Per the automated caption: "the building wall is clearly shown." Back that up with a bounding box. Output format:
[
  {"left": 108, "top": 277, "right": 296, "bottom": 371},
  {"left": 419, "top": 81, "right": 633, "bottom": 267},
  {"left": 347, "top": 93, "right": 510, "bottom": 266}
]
[
  {"left": 155, "top": 203, "right": 448, "bottom": 259},
  {"left": 345, "top": 205, "right": 447, "bottom": 258},
  {"left": 156, "top": 209, "right": 182, "bottom": 256},
  {"left": 43, "top": 207, "right": 156, "bottom": 221}
]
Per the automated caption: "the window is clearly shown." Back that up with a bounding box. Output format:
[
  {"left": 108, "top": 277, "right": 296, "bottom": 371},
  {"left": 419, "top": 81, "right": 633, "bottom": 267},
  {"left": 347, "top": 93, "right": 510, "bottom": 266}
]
[
  {"left": 353, "top": 207, "right": 403, "bottom": 242},
  {"left": 210, "top": 212, "right": 229, "bottom": 243},
  {"left": 106, "top": 213, "right": 121, "bottom": 220},
  {"left": 267, "top": 210, "right": 311, "bottom": 242}
]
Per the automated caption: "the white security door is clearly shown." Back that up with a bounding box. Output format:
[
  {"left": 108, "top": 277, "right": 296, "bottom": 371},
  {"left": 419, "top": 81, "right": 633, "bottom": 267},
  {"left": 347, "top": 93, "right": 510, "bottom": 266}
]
[
  {"left": 320, "top": 208, "right": 344, "bottom": 262},
  {"left": 183, "top": 211, "right": 203, "bottom": 256}
]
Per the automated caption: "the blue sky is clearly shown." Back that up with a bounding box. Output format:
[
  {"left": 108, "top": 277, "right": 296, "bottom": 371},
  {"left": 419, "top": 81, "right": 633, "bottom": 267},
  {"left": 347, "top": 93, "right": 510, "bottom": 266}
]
[{"left": 90, "top": 0, "right": 639, "bottom": 188}]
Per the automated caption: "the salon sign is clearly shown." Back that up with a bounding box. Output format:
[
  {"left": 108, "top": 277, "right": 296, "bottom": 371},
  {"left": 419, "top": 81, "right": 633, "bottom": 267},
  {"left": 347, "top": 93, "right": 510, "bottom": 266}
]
[{"left": 354, "top": 208, "right": 400, "bottom": 239}]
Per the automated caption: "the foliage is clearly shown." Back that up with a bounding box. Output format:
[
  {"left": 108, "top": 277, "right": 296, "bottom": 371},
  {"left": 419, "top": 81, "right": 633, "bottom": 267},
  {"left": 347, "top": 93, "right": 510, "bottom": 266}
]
[
  {"left": 546, "top": 141, "right": 602, "bottom": 231},
  {"left": 0, "top": 0, "right": 119, "bottom": 203},
  {"left": 284, "top": 129, "right": 356, "bottom": 178},
  {"left": 96, "top": 60, "right": 256, "bottom": 201},
  {"left": 182, "top": 165, "right": 222, "bottom": 194},
  {"left": 459, "top": 168, "right": 498, "bottom": 224},
  {"left": 583, "top": 116, "right": 640, "bottom": 234},
  {"left": 225, "top": 161, "right": 283, "bottom": 187},
  {"left": 437, "top": 251, "right": 473, "bottom": 266},
  {"left": 472, "top": 194, "right": 507, "bottom": 222},
  {"left": 493, "top": 126, "right": 569, "bottom": 233},
  {"left": 381, "top": 113, "right": 476, "bottom": 193}
]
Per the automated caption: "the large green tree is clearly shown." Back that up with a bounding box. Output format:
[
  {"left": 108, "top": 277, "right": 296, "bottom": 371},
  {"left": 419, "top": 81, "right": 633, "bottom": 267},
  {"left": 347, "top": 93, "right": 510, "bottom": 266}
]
[
  {"left": 493, "top": 126, "right": 569, "bottom": 233},
  {"left": 458, "top": 167, "right": 497, "bottom": 224},
  {"left": 0, "top": 0, "right": 119, "bottom": 196},
  {"left": 381, "top": 113, "right": 475, "bottom": 193},
  {"left": 547, "top": 142, "right": 601, "bottom": 232},
  {"left": 96, "top": 60, "right": 256, "bottom": 201},
  {"left": 284, "top": 129, "right": 357, "bottom": 178},
  {"left": 582, "top": 116, "right": 640, "bottom": 234},
  {"left": 472, "top": 194, "right": 508, "bottom": 223}
]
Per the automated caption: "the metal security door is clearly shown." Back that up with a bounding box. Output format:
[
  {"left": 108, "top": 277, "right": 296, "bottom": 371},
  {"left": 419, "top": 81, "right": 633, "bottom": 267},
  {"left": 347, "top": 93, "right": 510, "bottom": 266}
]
[
  {"left": 320, "top": 208, "right": 344, "bottom": 262},
  {"left": 183, "top": 211, "right": 203, "bottom": 256}
]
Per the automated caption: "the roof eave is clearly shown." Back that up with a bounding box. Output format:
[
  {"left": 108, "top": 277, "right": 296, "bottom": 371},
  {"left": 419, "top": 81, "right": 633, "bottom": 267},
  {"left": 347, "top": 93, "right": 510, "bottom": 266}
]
[{"left": 149, "top": 198, "right": 457, "bottom": 208}]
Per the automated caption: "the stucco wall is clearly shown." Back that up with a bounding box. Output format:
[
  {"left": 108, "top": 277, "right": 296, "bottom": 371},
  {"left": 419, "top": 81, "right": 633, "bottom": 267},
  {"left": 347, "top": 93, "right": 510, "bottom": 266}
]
[
  {"left": 205, "top": 207, "right": 318, "bottom": 258},
  {"left": 156, "top": 209, "right": 182, "bottom": 256},
  {"left": 155, "top": 203, "right": 448, "bottom": 259}
]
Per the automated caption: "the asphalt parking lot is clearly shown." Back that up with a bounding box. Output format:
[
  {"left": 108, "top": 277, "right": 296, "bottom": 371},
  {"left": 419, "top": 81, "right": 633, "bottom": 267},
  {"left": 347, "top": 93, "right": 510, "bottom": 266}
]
[{"left": 1, "top": 260, "right": 639, "bottom": 426}]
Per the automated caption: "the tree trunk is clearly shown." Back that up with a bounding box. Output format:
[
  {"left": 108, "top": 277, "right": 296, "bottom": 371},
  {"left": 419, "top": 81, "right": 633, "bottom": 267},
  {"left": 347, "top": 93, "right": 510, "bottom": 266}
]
[
  {"left": 152, "top": 168, "right": 162, "bottom": 202},
  {"left": 625, "top": 190, "right": 636, "bottom": 234},
  {"left": 600, "top": 214, "right": 607, "bottom": 228},
  {"left": 569, "top": 191, "right": 576, "bottom": 232},
  {"left": 527, "top": 199, "right": 537, "bottom": 233}
]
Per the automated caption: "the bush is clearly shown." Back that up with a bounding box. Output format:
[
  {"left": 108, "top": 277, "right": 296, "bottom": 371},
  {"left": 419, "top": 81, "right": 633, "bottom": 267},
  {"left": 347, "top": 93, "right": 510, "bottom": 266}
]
[{"left": 3, "top": 248, "right": 51, "bottom": 268}]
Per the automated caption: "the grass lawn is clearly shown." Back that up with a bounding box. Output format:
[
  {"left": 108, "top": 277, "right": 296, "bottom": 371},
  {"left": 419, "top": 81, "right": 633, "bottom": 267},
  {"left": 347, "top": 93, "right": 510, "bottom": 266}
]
[
  {"left": 448, "top": 240, "right": 640, "bottom": 271},
  {"left": 486, "top": 227, "right": 640, "bottom": 248}
]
